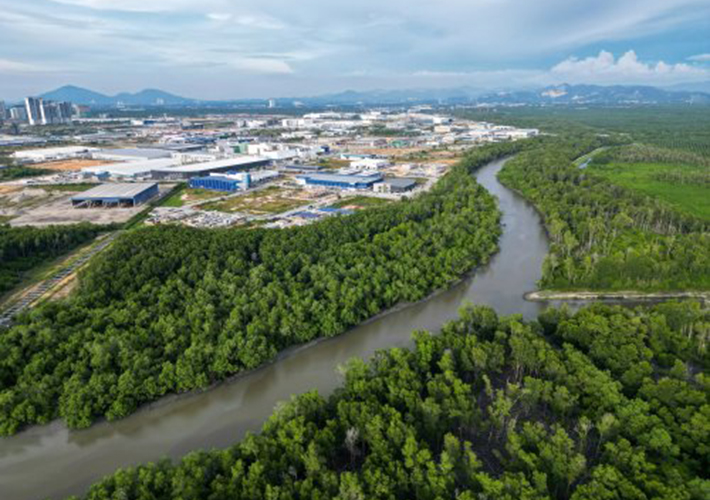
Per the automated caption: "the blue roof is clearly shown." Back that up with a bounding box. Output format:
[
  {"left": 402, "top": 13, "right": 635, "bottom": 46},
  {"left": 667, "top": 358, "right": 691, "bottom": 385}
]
[{"left": 293, "top": 211, "right": 321, "bottom": 219}]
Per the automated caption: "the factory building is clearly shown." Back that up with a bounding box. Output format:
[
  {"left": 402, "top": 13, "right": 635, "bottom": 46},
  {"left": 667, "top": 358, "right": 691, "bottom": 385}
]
[
  {"left": 350, "top": 158, "right": 390, "bottom": 171},
  {"left": 296, "top": 172, "right": 383, "bottom": 190},
  {"left": 13, "top": 146, "right": 98, "bottom": 163},
  {"left": 282, "top": 164, "right": 322, "bottom": 173},
  {"left": 189, "top": 170, "right": 279, "bottom": 192},
  {"left": 374, "top": 178, "right": 417, "bottom": 194},
  {"left": 92, "top": 148, "right": 172, "bottom": 162},
  {"left": 190, "top": 175, "right": 242, "bottom": 192},
  {"left": 151, "top": 156, "right": 270, "bottom": 180},
  {"left": 71, "top": 183, "right": 159, "bottom": 208},
  {"left": 81, "top": 158, "right": 178, "bottom": 180}
]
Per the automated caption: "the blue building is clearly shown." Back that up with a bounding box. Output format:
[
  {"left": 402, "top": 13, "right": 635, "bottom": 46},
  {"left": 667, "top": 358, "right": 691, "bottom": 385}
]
[
  {"left": 189, "top": 174, "right": 248, "bottom": 192},
  {"left": 296, "top": 172, "right": 383, "bottom": 190}
]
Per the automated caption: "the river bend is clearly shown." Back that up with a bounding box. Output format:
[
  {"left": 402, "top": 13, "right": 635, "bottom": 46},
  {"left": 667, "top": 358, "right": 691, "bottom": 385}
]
[{"left": 0, "top": 157, "right": 558, "bottom": 500}]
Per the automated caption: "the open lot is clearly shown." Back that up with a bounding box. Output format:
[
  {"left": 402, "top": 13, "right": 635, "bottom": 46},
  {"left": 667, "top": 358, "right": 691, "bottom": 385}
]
[
  {"left": 588, "top": 162, "right": 710, "bottom": 221},
  {"left": 7, "top": 185, "right": 173, "bottom": 227},
  {"left": 160, "top": 186, "right": 225, "bottom": 207},
  {"left": 29, "top": 158, "right": 114, "bottom": 172},
  {"left": 0, "top": 183, "right": 97, "bottom": 222},
  {"left": 9, "top": 197, "right": 145, "bottom": 226},
  {"left": 200, "top": 186, "right": 309, "bottom": 215},
  {"left": 331, "top": 196, "right": 392, "bottom": 209}
]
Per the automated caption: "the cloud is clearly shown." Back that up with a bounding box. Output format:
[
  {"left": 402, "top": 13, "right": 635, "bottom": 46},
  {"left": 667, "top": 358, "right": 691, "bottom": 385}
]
[
  {"left": 0, "top": 58, "right": 46, "bottom": 73},
  {"left": 48, "top": 0, "right": 202, "bottom": 12},
  {"left": 207, "top": 13, "right": 231, "bottom": 22},
  {"left": 551, "top": 50, "right": 710, "bottom": 84},
  {"left": 228, "top": 58, "right": 293, "bottom": 74},
  {"left": 688, "top": 53, "right": 710, "bottom": 62}
]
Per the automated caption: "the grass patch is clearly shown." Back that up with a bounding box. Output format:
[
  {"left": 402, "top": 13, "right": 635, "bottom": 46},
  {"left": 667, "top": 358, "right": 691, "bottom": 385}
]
[
  {"left": 588, "top": 162, "right": 710, "bottom": 221},
  {"left": 200, "top": 187, "right": 306, "bottom": 215},
  {"left": 158, "top": 186, "right": 223, "bottom": 207},
  {"left": 316, "top": 158, "right": 351, "bottom": 170},
  {"left": 331, "top": 196, "right": 393, "bottom": 209}
]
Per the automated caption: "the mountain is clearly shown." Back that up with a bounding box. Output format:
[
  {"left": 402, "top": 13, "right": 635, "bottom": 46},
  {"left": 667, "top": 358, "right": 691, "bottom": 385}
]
[
  {"left": 306, "top": 86, "right": 486, "bottom": 105},
  {"left": 475, "top": 83, "right": 710, "bottom": 105},
  {"left": 664, "top": 81, "right": 710, "bottom": 94},
  {"left": 37, "top": 83, "right": 710, "bottom": 109},
  {"left": 40, "top": 85, "right": 114, "bottom": 105},
  {"left": 40, "top": 85, "right": 198, "bottom": 106}
]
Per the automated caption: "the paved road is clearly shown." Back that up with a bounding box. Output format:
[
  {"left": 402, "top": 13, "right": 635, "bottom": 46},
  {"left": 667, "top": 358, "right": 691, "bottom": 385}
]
[{"left": 0, "top": 231, "right": 121, "bottom": 328}]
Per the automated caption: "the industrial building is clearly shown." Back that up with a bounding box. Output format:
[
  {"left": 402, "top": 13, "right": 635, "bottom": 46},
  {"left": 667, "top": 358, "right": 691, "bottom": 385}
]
[
  {"left": 283, "top": 164, "right": 322, "bottom": 173},
  {"left": 151, "top": 156, "right": 270, "bottom": 180},
  {"left": 296, "top": 172, "right": 383, "bottom": 190},
  {"left": 81, "top": 158, "right": 178, "bottom": 180},
  {"left": 189, "top": 170, "right": 279, "bottom": 192},
  {"left": 374, "top": 178, "right": 418, "bottom": 193},
  {"left": 350, "top": 158, "right": 390, "bottom": 171},
  {"left": 92, "top": 148, "right": 172, "bottom": 162},
  {"left": 71, "top": 183, "right": 159, "bottom": 208},
  {"left": 190, "top": 175, "right": 242, "bottom": 192},
  {"left": 13, "top": 146, "right": 98, "bottom": 163}
]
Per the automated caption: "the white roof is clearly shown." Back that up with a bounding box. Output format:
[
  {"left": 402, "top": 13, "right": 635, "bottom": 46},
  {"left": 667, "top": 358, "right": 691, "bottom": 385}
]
[
  {"left": 14, "top": 146, "right": 97, "bottom": 157},
  {"left": 151, "top": 155, "right": 268, "bottom": 173},
  {"left": 94, "top": 148, "right": 172, "bottom": 159},
  {"left": 82, "top": 158, "right": 178, "bottom": 176},
  {"left": 72, "top": 183, "right": 157, "bottom": 200}
]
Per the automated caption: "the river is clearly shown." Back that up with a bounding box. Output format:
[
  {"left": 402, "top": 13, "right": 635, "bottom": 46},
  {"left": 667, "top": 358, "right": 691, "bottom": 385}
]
[{"left": 0, "top": 157, "right": 562, "bottom": 500}]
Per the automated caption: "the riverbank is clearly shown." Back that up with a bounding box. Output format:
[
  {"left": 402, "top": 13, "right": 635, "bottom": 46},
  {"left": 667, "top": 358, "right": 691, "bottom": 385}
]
[
  {"left": 0, "top": 155, "right": 558, "bottom": 500},
  {"left": 525, "top": 289, "right": 709, "bottom": 303}
]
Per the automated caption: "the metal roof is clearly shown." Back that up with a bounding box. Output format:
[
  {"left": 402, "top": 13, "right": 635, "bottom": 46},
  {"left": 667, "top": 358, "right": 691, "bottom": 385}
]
[
  {"left": 96, "top": 148, "right": 172, "bottom": 159},
  {"left": 71, "top": 183, "right": 157, "bottom": 200},
  {"left": 151, "top": 156, "right": 268, "bottom": 173},
  {"left": 82, "top": 158, "right": 178, "bottom": 176},
  {"left": 299, "top": 173, "right": 383, "bottom": 184},
  {"left": 385, "top": 178, "right": 417, "bottom": 188}
]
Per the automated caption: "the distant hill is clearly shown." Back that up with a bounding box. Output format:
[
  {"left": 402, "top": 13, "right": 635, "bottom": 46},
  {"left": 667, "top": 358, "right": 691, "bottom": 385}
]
[
  {"left": 475, "top": 83, "right": 710, "bottom": 105},
  {"left": 40, "top": 85, "right": 199, "bottom": 106},
  {"left": 37, "top": 82, "right": 710, "bottom": 108}
]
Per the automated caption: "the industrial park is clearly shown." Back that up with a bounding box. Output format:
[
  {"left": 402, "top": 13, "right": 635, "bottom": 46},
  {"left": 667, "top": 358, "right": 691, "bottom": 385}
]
[{"left": 0, "top": 102, "right": 538, "bottom": 229}]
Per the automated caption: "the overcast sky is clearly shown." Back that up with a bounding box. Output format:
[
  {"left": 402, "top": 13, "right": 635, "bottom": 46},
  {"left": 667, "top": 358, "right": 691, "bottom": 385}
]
[{"left": 1, "top": 0, "right": 710, "bottom": 100}]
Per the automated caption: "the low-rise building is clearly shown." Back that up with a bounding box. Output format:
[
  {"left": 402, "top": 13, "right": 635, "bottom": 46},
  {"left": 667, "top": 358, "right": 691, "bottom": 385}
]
[
  {"left": 71, "top": 183, "right": 159, "bottom": 208},
  {"left": 296, "top": 172, "right": 383, "bottom": 190}
]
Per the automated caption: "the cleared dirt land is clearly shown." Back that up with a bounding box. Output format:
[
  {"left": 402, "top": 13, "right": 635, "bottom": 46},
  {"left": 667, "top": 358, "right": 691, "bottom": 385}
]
[
  {"left": 9, "top": 196, "right": 145, "bottom": 226},
  {"left": 29, "top": 158, "right": 114, "bottom": 171}
]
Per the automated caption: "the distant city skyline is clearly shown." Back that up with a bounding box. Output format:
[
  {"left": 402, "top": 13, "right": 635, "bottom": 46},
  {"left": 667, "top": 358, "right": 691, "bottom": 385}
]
[{"left": 1, "top": 0, "right": 709, "bottom": 100}]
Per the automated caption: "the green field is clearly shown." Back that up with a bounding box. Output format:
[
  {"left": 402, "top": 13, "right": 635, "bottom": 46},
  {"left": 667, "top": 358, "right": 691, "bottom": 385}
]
[
  {"left": 588, "top": 162, "right": 710, "bottom": 221},
  {"left": 330, "top": 195, "right": 392, "bottom": 209},
  {"left": 158, "top": 186, "right": 221, "bottom": 207},
  {"left": 200, "top": 186, "right": 305, "bottom": 214}
]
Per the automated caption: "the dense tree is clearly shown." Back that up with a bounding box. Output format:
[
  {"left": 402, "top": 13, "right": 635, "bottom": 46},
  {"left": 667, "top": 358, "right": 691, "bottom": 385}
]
[
  {"left": 0, "top": 141, "right": 526, "bottom": 434},
  {"left": 65, "top": 302, "right": 710, "bottom": 500},
  {"left": 498, "top": 136, "right": 710, "bottom": 290},
  {"left": 0, "top": 223, "right": 113, "bottom": 295}
]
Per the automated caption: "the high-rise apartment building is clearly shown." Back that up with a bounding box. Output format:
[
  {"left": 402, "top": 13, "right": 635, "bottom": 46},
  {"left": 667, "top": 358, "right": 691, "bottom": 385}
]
[
  {"left": 25, "top": 97, "right": 43, "bottom": 125},
  {"left": 24, "top": 97, "right": 74, "bottom": 125}
]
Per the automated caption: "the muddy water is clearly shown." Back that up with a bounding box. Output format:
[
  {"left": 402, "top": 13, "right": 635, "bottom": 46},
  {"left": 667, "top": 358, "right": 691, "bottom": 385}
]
[{"left": 0, "top": 157, "right": 560, "bottom": 500}]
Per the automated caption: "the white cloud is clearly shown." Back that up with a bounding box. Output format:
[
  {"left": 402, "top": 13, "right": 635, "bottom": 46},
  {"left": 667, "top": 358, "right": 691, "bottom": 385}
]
[
  {"left": 228, "top": 58, "right": 293, "bottom": 74},
  {"left": 48, "top": 0, "right": 204, "bottom": 12},
  {"left": 688, "top": 53, "right": 710, "bottom": 62},
  {"left": 207, "top": 13, "right": 232, "bottom": 22},
  {"left": 551, "top": 50, "right": 710, "bottom": 84},
  {"left": 0, "top": 58, "right": 46, "bottom": 73}
]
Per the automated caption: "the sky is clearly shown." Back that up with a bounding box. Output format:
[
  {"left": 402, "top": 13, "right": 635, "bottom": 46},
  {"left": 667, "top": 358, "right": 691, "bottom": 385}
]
[{"left": 1, "top": 0, "right": 710, "bottom": 100}]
